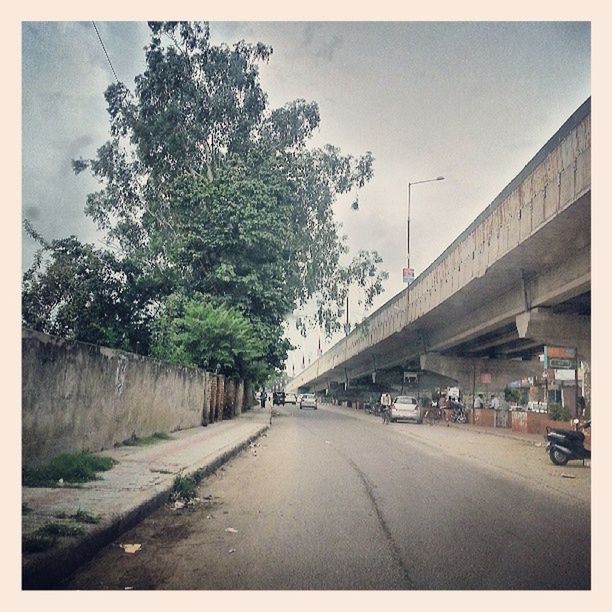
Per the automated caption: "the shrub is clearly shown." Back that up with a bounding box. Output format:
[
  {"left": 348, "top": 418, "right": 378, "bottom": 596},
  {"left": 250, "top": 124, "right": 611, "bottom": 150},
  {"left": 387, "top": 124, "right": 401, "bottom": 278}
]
[
  {"left": 172, "top": 474, "right": 197, "bottom": 501},
  {"left": 548, "top": 403, "right": 571, "bottom": 421}
]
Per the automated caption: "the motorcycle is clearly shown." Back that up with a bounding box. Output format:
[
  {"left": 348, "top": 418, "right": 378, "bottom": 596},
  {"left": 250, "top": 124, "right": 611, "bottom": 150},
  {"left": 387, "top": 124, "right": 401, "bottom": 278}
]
[
  {"left": 450, "top": 401, "right": 467, "bottom": 423},
  {"left": 546, "top": 419, "right": 591, "bottom": 466}
]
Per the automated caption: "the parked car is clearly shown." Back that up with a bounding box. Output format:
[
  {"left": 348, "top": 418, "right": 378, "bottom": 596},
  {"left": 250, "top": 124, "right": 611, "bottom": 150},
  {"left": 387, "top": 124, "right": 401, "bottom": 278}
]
[
  {"left": 389, "top": 395, "right": 422, "bottom": 423},
  {"left": 299, "top": 393, "right": 318, "bottom": 410},
  {"left": 285, "top": 392, "right": 297, "bottom": 404}
]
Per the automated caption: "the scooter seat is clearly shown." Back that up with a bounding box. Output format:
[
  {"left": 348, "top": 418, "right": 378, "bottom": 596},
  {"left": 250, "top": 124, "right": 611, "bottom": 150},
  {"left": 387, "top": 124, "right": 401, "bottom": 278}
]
[{"left": 547, "top": 428, "right": 585, "bottom": 443}]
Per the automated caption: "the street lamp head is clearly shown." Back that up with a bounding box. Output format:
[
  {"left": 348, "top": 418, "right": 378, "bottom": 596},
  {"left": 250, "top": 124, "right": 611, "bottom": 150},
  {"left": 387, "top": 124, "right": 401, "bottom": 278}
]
[{"left": 436, "top": 176, "right": 445, "bottom": 181}]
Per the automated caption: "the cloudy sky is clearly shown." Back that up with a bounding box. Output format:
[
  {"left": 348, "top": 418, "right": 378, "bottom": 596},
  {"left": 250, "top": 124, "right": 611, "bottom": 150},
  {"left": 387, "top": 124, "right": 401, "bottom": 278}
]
[{"left": 22, "top": 21, "right": 590, "bottom": 375}]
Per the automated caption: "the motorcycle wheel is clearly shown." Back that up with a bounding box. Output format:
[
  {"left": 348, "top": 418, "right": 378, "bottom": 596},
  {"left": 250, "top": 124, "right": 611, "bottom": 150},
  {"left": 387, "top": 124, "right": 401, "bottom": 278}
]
[
  {"left": 457, "top": 414, "right": 467, "bottom": 424},
  {"left": 550, "top": 447, "right": 569, "bottom": 466}
]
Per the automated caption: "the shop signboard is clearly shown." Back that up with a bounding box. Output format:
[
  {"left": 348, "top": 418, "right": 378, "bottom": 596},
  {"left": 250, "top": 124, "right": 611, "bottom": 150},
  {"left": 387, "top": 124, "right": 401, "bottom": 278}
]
[
  {"left": 544, "top": 346, "right": 577, "bottom": 370},
  {"left": 480, "top": 372, "right": 492, "bottom": 384}
]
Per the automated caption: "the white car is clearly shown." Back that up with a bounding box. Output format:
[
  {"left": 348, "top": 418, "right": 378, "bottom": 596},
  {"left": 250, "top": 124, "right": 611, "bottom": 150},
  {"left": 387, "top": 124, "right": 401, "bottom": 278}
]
[
  {"left": 285, "top": 392, "right": 297, "bottom": 404},
  {"left": 389, "top": 396, "right": 422, "bottom": 423},
  {"left": 299, "top": 393, "right": 318, "bottom": 410}
]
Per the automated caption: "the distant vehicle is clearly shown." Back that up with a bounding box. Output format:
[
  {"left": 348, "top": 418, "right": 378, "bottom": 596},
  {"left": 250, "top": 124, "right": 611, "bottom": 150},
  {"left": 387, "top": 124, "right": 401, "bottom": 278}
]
[
  {"left": 285, "top": 392, "right": 297, "bottom": 404},
  {"left": 273, "top": 391, "right": 286, "bottom": 406},
  {"left": 299, "top": 393, "right": 318, "bottom": 410},
  {"left": 389, "top": 396, "right": 422, "bottom": 423}
]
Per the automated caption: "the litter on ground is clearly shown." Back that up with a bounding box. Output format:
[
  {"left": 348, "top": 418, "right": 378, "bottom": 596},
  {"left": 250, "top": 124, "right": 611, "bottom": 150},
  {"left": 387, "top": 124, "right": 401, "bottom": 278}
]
[{"left": 119, "top": 543, "right": 142, "bottom": 554}]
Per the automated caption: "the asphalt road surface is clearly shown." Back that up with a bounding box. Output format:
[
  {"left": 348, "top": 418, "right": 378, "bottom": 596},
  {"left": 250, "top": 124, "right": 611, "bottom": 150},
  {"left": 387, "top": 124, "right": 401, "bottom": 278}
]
[{"left": 64, "top": 403, "right": 590, "bottom": 590}]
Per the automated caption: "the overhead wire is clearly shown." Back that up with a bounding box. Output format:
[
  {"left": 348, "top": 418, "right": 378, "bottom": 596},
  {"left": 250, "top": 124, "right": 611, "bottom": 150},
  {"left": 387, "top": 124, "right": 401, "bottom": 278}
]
[{"left": 91, "top": 21, "right": 119, "bottom": 83}]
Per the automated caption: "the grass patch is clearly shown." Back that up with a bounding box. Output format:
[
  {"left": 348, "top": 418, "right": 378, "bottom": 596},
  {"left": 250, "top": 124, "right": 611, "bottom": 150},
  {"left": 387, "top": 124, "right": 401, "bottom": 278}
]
[
  {"left": 172, "top": 473, "right": 197, "bottom": 502},
  {"left": 170, "top": 467, "right": 209, "bottom": 503},
  {"left": 72, "top": 508, "right": 100, "bottom": 524},
  {"left": 23, "top": 520, "right": 87, "bottom": 555},
  {"left": 38, "top": 522, "right": 85, "bottom": 537},
  {"left": 54, "top": 509, "right": 100, "bottom": 524},
  {"left": 23, "top": 451, "right": 118, "bottom": 487},
  {"left": 123, "top": 431, "right": 173, "bottom": 447},
  {"left": 22, "top": 533, "right": 56, "bottom": 554}
]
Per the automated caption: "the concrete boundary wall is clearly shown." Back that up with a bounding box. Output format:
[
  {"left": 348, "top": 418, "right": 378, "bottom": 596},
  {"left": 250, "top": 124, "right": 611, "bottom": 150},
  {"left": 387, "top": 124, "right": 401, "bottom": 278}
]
[{"left": 22, "top": 330, "right": 248, "bottom": 467}]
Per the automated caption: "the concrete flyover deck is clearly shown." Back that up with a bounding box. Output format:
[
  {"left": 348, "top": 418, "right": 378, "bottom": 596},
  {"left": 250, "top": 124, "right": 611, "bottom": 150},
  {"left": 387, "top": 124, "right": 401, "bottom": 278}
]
[{"left": 291, "top": 99, "right": 590, "bottom": 401}]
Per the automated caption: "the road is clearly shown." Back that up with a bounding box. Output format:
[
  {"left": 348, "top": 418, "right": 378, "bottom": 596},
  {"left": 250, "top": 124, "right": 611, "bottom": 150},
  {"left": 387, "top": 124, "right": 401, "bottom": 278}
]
[{"left": 64, "top": 403, "right": 590, "bottom": 590}]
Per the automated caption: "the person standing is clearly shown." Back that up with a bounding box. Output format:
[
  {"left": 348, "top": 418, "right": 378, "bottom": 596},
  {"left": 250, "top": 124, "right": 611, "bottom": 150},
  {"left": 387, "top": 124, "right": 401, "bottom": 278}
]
[
  {"left": 474, "top": 394, "right": 484, "bottom": 410},
  {"left": 491, "top": 394, "right": 500, "bottom": 411},
  {"left": 380, "top": 392, "right": 392, "bottom": 423}
]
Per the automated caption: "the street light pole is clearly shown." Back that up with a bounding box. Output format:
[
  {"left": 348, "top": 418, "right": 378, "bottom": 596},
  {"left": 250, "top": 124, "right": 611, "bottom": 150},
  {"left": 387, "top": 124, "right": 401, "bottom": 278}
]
[{"left": 405, "top": 176, "right": 445, "bottom": 282}]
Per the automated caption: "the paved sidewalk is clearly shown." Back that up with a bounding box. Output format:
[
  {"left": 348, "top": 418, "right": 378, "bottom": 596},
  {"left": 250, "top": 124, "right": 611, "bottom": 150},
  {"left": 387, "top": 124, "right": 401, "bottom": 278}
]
[
  {"left": 331, "top": 403, "right": 547, "bottom": 444},
  {"left": 22, "top": 407, "right": 270, "bottom": 589},
  {"left": 444, "top": 420, "right": 545, "bottom": 445}
]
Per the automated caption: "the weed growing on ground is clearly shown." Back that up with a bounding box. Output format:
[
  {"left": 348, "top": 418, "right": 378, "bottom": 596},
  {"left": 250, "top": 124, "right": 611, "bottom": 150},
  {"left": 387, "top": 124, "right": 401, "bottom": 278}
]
[
  {"left": 38, "top": 522, "right": 85, "bottom": 537},
  {"left": 22, "top": 502, "right": 32, "bottom": 514},
  {"left": 192, "top": 467, "right": 207, "bottom": 485},
  {"left": 72, "top": 508, "right": 100, "bottom": 524},
  {"left": 123, "top": 431, "right": 172, "bottom": 447},
  {"left": 172, "top": 473, "right": 197, "bottom": 501},
  {"left": 54, "top": 509, "right": 100, "bottom": 524},
  {"left": 23, "top": 520, "right": 87, "bottom": 555},
  {"left": 22, "top": 451, "right": 117, "bottom": 487}
]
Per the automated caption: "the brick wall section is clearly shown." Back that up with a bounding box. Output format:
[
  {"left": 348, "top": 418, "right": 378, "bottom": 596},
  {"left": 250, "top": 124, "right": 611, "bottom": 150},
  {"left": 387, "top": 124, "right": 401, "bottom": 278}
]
[
  {"left": 235, "top": 380, "right": 244, "bottom": 417},
  {"left": 215, "top": 375, "right": 225, "bottom": 422},
  {"left": 473, "top": 409, "right": 495, "bottom": 427},
  {"left": 202, "top": 372, "right": 212, "bottom": 426},
  {"left": 209, "top": 375, "right": 218, "bottom": 424},
  {"left": 224, "top": 379, "right": 236, "bottom": 419}
]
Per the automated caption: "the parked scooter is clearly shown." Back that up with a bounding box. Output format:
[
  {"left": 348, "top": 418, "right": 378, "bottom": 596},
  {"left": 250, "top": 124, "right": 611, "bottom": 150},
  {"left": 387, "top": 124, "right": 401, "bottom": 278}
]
[{"left": 546, "top": 419, "right": 591, "bottom": 466}]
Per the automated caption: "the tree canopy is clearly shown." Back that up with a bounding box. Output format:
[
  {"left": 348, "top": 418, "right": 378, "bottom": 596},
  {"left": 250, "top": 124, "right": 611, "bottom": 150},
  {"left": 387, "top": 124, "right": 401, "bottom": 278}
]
[{"left": 23, "top": 21, "right": 388, "bottom": 383}]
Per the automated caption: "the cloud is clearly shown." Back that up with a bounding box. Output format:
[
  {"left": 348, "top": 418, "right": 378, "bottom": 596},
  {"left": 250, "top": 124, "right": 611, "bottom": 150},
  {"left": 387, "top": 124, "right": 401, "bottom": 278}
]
[{"left": 300, "top": 23, "right": 344, "bottom": 62}]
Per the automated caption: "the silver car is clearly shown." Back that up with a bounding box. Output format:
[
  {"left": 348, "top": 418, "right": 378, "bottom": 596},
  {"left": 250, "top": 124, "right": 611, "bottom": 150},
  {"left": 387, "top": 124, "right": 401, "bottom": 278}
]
[
  {"left": 299, "top": 393, "right": 318, "bottom": 410},
  {"left": 285, "top": 392, "right": 297, "bottom": 404},
  {"left": 389, "top": 395, "right": 422, "bottom": 423}
]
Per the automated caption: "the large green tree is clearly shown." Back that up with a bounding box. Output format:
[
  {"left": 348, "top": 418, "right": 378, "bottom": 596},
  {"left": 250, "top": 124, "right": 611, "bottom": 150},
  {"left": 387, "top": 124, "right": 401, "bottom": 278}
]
[{"left": 23, "top": 21, "right": 387, "bottom": 378}]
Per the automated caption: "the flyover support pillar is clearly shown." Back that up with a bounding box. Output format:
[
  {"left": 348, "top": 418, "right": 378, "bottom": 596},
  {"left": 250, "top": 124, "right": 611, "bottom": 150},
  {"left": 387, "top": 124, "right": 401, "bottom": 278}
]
[{"left": 516, "top": 308, "right": 590, "bottom": 416}]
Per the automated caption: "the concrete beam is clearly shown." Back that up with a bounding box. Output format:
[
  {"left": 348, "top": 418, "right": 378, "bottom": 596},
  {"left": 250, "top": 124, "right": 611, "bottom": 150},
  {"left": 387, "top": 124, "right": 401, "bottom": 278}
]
[{"left": 515, "top": 308, "right": 590, "bottom": 360}]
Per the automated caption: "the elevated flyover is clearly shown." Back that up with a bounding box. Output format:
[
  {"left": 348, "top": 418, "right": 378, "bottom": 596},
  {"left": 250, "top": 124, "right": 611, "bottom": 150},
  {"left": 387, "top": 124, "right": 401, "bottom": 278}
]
[{"left": 290, "top": 99, "right": 590, "bottom": 403}]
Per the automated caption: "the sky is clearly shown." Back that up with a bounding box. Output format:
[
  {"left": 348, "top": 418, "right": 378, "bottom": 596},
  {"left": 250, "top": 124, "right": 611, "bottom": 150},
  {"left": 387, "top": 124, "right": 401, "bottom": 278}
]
[{"left": 21, "top": 21, "right": 591, "bottom": 376}]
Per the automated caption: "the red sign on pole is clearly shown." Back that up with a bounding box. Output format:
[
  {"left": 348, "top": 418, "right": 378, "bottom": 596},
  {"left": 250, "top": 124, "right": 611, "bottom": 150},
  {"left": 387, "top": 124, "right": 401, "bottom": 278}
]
[
  {"left": 403, "top": 267, "right": 415, "bottom": 284},
  {"left": 480, "top": 372, "right": 492, "bottom": 384}
]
